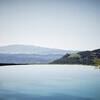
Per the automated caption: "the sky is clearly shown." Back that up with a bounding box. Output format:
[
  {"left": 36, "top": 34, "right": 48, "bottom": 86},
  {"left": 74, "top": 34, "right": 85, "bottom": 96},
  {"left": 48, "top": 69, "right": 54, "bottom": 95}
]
[{"left": 0, "top": 0, "right": 100, "bottom": 50}]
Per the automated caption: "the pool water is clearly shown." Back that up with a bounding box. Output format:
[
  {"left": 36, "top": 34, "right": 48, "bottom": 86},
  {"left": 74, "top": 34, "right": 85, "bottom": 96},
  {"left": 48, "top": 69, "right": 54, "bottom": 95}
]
[{"left": 0, "top": 65, "right": 100, "bottom": 100}]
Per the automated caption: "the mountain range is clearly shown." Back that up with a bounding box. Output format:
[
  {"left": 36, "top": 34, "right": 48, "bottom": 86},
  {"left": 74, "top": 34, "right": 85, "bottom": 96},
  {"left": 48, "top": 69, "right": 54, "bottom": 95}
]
[
  {"left": 0, "top": 45, "right": 76, "bottom": 55},
  {"left": 0, "top": 45, "right": 77, "bottom": 64}
]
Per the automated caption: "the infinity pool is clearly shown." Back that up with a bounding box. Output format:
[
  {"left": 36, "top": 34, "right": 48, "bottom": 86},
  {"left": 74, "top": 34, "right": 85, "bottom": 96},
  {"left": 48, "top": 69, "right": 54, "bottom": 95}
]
[{"left": 0, "top": 65, "right": 100, "bottom": 100}]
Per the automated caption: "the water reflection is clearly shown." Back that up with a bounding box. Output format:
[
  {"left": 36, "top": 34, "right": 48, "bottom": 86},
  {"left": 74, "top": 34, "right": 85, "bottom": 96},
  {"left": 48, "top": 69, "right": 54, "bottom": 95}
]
[{"left": 94, "top": 65, "right": 100, "bottom": 69}]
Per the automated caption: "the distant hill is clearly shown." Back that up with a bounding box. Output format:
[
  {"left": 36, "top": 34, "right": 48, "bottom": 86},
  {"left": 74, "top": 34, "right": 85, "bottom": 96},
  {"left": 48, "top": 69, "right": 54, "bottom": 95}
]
[
  {"left": 0, "top": 45, "right": 77, "bottom": 64},
  {"left": 0, "top": 54, "right": 63, "bottom": 64},
  {"left": 51, "top": 49, "right": 100, "bottom": 66},
  {"left": 0, "top": 45, "right": 77, "bottom": 55}
]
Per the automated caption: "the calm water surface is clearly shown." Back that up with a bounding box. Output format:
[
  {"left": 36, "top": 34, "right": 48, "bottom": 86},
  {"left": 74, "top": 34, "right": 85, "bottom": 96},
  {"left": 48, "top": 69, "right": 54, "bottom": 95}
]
[{"left": 0, "top": 65, "right": 100, "bottom": 100}]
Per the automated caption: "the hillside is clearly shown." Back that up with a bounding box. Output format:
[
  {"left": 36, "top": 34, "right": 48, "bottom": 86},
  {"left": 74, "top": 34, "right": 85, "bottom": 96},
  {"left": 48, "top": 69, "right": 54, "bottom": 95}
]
[
  {"left": 0, "top": 45, "right": 78, "bottom": 64},
  {"left": 51, "top": 49, "right": 100, "bottom": 66},
  {"left": 0, "top": 54, "right": 63, "bottom": 64}
]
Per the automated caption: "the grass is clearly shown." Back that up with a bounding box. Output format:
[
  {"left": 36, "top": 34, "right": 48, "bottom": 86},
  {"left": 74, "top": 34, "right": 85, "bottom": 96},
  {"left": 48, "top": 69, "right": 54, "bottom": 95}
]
[
  {"left": 68, "top": 53, "right": 81, "bottom": 58},
  {"left": 93, "top": 58, "right": 100, "bottom": 66}
]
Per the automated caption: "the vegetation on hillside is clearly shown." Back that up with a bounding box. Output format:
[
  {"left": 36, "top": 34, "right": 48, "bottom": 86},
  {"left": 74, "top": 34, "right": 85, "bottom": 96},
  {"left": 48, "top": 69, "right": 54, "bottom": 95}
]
[{"left": 50, "top": 49, "right": 100, "bottom": 66}]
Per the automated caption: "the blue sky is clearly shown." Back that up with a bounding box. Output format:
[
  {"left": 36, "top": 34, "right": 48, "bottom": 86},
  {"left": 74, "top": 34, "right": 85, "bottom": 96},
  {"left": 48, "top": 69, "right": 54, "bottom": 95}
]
[{"left": 0, "top": 0, "right": 100, "bottom": 50}]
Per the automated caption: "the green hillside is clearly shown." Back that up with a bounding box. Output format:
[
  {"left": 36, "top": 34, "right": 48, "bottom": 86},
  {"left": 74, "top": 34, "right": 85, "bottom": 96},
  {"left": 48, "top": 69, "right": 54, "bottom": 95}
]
[{"left": 50, "top": 49, "right": 100, "bottom": 66}]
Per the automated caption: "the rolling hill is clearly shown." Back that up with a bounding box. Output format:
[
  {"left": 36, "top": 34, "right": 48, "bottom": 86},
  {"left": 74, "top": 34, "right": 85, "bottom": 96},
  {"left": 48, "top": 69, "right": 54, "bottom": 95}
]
[{"left": 51, "top": 49, "right": 100, "bottom": 66}]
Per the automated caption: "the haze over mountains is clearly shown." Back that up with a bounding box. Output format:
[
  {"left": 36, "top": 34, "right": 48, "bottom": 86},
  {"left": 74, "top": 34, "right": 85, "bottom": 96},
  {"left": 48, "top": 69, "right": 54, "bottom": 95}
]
[
  {"left": 0, "top": 45, "right": 76, "bottom": 55},
  {"left": 0, "top": 45, "right": 77, "bottom": 64}
]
